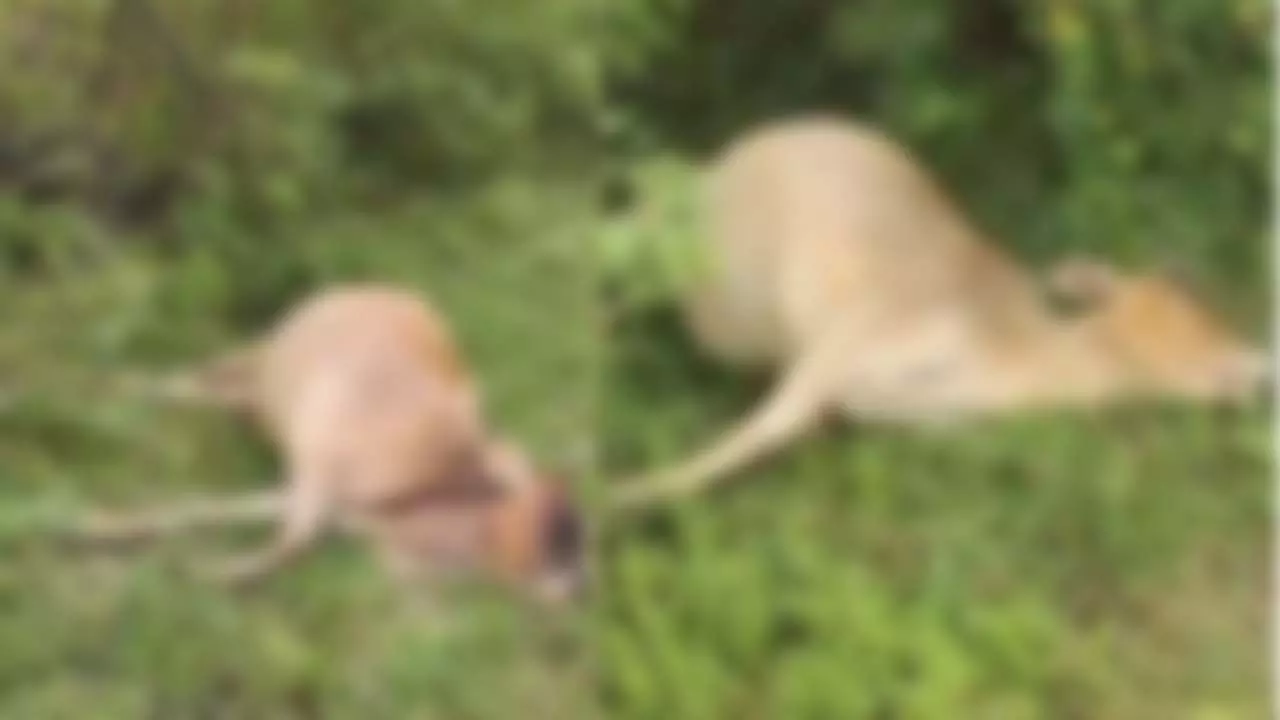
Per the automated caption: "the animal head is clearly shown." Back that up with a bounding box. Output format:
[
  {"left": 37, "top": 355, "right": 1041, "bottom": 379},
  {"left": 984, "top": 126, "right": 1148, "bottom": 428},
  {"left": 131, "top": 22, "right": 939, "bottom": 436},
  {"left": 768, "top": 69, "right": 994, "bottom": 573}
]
[
  {"left": 371, "top": 439, "right": 589, "bottom": 606},
  {"left": 488, "top": 467, "right": 590, "bottom": 606},
  {"left": 1047, "top": 256, "right": 1269, "bottom": 403}
]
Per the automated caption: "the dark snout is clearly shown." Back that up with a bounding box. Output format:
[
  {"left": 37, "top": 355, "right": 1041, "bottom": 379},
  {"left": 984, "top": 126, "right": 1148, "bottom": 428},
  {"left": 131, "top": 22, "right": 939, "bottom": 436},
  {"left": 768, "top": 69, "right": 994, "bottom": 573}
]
[{"left": 532, "top": 492, "right": 591, "bottom": 606}]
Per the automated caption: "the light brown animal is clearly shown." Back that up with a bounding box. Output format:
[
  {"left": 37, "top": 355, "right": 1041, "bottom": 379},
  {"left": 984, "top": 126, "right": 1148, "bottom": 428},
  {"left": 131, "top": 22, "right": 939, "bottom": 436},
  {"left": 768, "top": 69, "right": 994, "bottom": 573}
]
[
  {"left": 612, "top": 115, "right": 1269, "bottom": 508},
  {"left": 90, "top": 285, "right": 588, "bottom": 603}
]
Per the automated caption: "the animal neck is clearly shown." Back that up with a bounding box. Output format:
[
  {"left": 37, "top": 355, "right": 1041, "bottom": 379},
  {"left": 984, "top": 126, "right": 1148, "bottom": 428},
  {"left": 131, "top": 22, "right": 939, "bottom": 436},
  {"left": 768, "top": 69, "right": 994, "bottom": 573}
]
[{"left": 989, "top": 317, "right": 1139, "bottom": 412}]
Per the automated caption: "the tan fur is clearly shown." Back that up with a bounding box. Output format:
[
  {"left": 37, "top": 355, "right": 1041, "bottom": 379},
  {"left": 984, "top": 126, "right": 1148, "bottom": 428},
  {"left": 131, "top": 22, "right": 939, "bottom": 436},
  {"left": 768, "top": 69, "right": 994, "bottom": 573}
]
[
  {"left": 612, "top": 115, "right": 1268, "bottom": 508},
  {"left": 112, "top": 285, "right": 587, "bottom": 601}
]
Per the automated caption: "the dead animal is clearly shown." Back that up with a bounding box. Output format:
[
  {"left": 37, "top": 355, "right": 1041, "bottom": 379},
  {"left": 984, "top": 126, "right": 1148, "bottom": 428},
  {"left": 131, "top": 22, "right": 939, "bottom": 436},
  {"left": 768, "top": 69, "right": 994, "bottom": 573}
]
[
  {"left": 78, "top": 285, "right": 589, "bottom": 604},
  {"left": 611, "top": 115, "right": 1269, "bottom": 509}
]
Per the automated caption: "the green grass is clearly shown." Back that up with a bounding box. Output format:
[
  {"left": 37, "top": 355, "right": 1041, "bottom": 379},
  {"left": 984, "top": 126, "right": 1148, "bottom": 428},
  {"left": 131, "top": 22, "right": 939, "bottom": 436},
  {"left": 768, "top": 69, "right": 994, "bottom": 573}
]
[
  {"left": 599, "top": 308, "right": 1270, "bottom": 720},
  {"left": 0, "top": 173, "right": 1269, "bottom": 719},
  {"left": 0, "top": 0, "right": 1268, "bottom": 716},
  {"left": 0, "top": 185, "right": 602, "bottom": 719}
]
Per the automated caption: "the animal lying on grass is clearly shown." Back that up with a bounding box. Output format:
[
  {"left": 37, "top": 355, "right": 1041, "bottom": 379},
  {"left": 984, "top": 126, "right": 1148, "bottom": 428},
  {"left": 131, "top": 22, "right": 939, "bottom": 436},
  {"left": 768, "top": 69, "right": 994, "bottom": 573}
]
[
  {"left": 74, "top": 285, "right": 588, "bottom": 604},
  {"left": 611, "top": 115, "right": 1269, "bottom": 509}
]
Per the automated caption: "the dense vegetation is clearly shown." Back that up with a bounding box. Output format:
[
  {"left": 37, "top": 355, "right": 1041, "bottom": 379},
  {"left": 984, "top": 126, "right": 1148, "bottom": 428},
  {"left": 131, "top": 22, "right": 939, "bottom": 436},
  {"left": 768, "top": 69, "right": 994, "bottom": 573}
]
[{"left": 0, "top": 1, "right": 1268, "bottom": 718}]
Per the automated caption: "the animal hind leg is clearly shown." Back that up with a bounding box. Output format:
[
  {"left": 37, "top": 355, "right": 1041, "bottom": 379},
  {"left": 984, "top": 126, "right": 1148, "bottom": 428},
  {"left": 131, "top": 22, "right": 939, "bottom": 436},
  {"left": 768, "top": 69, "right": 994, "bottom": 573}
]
[
  {"left": 206, "top": 464, "right": 332, "bottom": 587},
  {"left": 609, "top": 332, "right": 851, "bottom": 510},
  {"left": 58, "top": 490, "right": 283, "bottom": 544}
]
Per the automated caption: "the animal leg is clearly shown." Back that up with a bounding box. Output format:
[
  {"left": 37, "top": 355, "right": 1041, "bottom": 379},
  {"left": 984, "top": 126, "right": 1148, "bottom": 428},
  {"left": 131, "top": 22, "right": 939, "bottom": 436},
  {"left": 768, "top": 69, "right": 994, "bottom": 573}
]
[
  {"left": 609, "top": 334, "right": 850, "bottom": 510},
  {"left": 119, "top": 343, "right": 261, "bottom": 411},
  {"left": 58, "top": 490, "right": 283, "bottom": 544},
  {"left": 207, "top": 469, "right": 331, "bottom": 587}
]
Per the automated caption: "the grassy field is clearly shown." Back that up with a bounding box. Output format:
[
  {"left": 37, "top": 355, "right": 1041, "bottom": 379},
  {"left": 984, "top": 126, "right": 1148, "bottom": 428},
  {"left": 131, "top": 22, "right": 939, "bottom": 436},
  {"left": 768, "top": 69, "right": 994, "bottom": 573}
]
[
  {"left": 600, "top": 307, "right": 1269, "bottom": 720},
  {"left": 0, "top": 2, "right": 1269, "bottom": 715},
  {"left": 594, "top": 150, "right": 1271, "bottom": 718},
  {"left": 0, "top": 175, "right": 1270, "bottom": 720},
  {"left": 0, "top": 186, "right": 604, "bottom": 719}
]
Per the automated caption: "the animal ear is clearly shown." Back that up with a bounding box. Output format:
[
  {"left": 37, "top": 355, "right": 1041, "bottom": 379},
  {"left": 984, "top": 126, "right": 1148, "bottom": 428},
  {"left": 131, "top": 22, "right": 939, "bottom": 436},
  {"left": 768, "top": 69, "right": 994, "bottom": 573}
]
[{"left": 1046, "top": 256, "right": 1120, "bottom": 305}]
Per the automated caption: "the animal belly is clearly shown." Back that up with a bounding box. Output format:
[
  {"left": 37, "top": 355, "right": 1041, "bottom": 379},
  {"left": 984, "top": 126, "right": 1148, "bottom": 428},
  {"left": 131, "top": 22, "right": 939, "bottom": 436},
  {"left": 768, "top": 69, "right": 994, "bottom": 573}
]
[{"left": 832, "top": 314, "right": 994, "bottom": 426}]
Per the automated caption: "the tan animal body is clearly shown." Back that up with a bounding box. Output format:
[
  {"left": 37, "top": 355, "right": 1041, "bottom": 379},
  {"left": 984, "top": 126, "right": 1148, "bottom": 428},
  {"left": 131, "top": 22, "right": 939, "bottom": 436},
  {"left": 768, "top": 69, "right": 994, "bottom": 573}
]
[
  {"left": 613, "top": 115, "right": 1268, "bottom": 508},
  {"left": 99, "top": 285, "right": 587, "bottom": 603}
]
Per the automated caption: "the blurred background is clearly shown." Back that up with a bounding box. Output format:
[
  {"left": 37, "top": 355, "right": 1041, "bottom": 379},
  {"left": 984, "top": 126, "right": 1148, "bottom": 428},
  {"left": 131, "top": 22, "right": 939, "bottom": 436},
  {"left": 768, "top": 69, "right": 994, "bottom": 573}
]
[{"left": 0, "top": 0, "right": 1269, "bottom": 718}]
